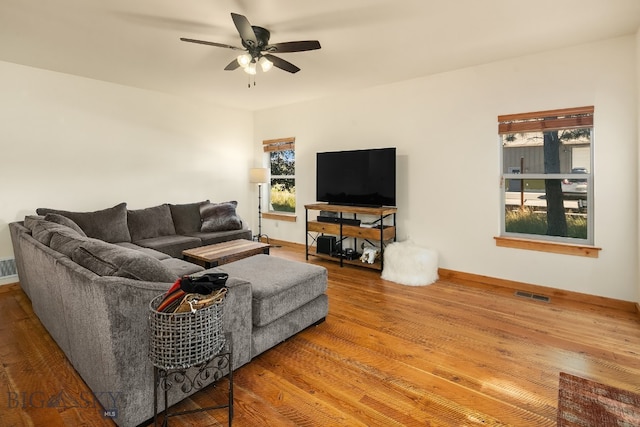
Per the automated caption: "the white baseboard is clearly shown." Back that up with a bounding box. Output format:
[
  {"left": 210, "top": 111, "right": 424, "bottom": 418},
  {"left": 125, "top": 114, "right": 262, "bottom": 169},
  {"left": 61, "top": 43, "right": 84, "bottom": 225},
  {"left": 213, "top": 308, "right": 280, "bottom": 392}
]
[{"left": 0, "top": 276, "right": 18, "bottom": 286}]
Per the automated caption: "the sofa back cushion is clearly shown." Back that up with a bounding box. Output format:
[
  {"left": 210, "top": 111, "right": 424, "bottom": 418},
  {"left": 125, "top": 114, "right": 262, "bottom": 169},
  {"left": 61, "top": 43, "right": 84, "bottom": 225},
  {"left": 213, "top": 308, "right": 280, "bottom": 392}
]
[
  {"left": 49, "top": 227, "right": 92, "bottom": 258},
  {"left": 169, "top": 201, "right": 208, "bottom": 235},
  {"left": 200, "top": 201, "right": 243, "bottom": 232},
  {"left": 23, "top": 215, "right": 45, "bottom": 230},
  {"left": 36, "top": 203, "right": 131, "bottom": 243},
  {"left": 30, "top": 218, "right": 85, "bottom": 248},
  {"left": 71, "top": 240, "right": 177, "bottom": 282},
  {"left": 127, "top": 204, "right": 176, "bottom": 242},
  {"left": 44, "top": 213, "right": 87, "bottom": 237}
]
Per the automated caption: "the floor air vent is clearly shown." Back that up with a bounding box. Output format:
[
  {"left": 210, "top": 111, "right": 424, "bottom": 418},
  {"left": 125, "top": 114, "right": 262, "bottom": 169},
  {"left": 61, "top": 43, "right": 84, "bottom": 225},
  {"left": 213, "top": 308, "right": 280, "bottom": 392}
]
[
  {"left": 514, "top": 290, "right": 550, "bottom": 303},
  {"left": 0, "top": 258, "right": 17, "bottom": 279}
]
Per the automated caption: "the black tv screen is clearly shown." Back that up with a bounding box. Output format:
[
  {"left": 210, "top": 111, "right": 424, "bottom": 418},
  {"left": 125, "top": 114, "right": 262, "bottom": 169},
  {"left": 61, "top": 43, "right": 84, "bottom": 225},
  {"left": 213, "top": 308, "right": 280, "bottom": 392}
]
[{"left": 316, "top": 147, "right": 396, "bottom": 207}]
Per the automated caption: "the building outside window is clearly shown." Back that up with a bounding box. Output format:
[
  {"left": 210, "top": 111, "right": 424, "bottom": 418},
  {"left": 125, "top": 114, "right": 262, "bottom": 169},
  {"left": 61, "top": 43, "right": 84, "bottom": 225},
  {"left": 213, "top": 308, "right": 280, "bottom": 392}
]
[
  {"left": 263, "top": 137, "right": 296, "bottom": 213},
  {"left": 499, "top": 106, "right": 594, "bottom": 245}
]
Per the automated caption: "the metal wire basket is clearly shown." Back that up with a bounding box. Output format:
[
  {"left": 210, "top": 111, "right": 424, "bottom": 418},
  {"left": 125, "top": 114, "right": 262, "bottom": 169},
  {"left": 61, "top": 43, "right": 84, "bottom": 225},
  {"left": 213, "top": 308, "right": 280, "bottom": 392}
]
[{"left": 148, "top": 290, "right": 226, "bottom": 370}]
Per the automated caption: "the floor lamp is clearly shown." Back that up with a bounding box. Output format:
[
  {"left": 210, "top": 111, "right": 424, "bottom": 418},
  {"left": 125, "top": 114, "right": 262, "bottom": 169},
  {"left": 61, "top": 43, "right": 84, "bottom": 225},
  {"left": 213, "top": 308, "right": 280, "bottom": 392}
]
[{"left": 250, "top": 167, "right": 270, "bottom": 243}]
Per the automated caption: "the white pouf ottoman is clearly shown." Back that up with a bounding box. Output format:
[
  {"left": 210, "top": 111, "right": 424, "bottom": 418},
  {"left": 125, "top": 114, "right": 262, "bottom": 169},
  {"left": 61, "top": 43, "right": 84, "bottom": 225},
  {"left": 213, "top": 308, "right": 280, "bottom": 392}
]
[{"left": 382, "top": 241, "right": 438, "bottom": 286}]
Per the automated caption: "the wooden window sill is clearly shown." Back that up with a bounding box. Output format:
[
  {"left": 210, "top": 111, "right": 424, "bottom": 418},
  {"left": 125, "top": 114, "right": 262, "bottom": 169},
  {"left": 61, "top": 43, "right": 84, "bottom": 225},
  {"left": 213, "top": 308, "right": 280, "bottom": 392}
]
[
  {"left": 262, "top": 212, "right": 297, "bottom": 222},
  {"left": 494, "top": 236, "right": 601, "bottom": 258}
]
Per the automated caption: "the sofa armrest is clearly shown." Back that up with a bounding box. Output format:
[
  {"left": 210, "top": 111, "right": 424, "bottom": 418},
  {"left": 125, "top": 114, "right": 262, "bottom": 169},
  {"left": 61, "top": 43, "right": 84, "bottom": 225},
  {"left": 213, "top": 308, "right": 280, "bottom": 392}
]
[
  {"left": 9, "top": 222, "right": 30, "bottom": 297},
  {"left": 219, "top": 276, "right": 253, "bottom": 368},
  {"left": 61, "top": 274, "right": 251, "bottom": 427}
]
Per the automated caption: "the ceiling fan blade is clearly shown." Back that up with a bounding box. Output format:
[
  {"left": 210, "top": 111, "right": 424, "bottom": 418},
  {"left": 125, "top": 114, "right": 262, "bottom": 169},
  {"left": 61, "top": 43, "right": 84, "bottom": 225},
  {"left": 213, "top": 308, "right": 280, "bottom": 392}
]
[
  {"left": 265, "top": 40, "right": 321, "bottom": 53},
  {"left": 264, "top": 54, "right": 300, "bottom": 74},
  {"left": 180, "top": 37, "right": 243, "bottom": 50},
  {"left": 231, "top": 13, "right": 257, "bottom": 47},
  {"left": 224, "top": 59, "right": 242, "bottom": 71}
]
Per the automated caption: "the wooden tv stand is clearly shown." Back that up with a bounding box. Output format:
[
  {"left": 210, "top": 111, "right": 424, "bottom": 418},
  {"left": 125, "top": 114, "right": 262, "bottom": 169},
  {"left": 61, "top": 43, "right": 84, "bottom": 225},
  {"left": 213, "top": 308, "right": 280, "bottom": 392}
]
[{"left": 304, "top": 203, "right": 397, "bottom": 271}]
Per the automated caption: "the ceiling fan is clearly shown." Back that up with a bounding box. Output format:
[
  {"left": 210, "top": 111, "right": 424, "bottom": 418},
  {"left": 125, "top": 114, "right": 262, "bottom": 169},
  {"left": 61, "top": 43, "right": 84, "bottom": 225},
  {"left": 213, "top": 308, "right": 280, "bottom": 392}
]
[{"left": 180, "top": 13, "right": 321, "bottom": 76}]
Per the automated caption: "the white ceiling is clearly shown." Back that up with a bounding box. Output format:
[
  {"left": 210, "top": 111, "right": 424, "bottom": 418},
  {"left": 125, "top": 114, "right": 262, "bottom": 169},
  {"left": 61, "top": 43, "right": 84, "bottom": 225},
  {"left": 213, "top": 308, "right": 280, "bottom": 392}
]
[{"left": 1, "top": 0, "right": 639, "bottom": 111}]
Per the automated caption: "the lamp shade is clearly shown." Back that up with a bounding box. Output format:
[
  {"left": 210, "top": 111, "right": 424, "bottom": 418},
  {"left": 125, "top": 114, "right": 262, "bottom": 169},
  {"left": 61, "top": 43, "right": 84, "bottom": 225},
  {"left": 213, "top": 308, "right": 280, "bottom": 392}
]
[
  {"left": 237, "top": 53, "right": 252, "bottom": 68},
  {"left": 244, "top": 61, "right": 257, "bottom": 75},
  {"left": 259, "top": 56, "right": 273, "bottom": 72},
  {"left": 249, "top": 168, "right": 270, "bottom": 184}
]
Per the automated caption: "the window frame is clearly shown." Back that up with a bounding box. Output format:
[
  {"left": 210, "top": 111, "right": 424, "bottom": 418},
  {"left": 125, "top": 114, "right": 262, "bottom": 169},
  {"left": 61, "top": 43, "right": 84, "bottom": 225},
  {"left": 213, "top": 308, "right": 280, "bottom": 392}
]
[
  {"left": 263, "top": 137, "right": 296, "bottom": 215},
  {"left": 497, "top": 106, "right": 598, "bottom": 253}
]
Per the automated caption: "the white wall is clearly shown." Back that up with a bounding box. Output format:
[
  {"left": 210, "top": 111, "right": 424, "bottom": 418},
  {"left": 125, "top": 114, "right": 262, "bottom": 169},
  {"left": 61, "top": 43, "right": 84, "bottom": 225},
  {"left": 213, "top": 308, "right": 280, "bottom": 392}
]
[
  {"left": 0, "top": 61, "right": 254, "bottom": 284},
  {"left": 255, "top": 36, "right": 639, "bottom": 302}
]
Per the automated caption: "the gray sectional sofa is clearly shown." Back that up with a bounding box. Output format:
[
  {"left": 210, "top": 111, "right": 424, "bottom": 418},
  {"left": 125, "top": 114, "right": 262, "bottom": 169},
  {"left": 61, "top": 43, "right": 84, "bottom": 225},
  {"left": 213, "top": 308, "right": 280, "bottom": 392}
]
[
  {"left": 9, "top": 201, "right": 328, "bottom": 427},
  {"left": 37, "top": 200, "right": 253, "bottom": 259}
]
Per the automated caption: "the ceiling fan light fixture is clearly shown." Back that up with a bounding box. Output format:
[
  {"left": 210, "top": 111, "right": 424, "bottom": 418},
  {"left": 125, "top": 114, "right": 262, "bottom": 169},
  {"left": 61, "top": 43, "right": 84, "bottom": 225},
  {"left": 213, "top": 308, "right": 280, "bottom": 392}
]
[
  {"left": 180, "top": 13, "right": 321, "bottom": 82},
  {"left": 237, "top": 53, "right": 252, "bottom": 68},
  {"left": 244, "top": 61, "right": 257, "bottom": 75},
  {"left": 259, "top": 56, "right": 273, "bottom": 72}
]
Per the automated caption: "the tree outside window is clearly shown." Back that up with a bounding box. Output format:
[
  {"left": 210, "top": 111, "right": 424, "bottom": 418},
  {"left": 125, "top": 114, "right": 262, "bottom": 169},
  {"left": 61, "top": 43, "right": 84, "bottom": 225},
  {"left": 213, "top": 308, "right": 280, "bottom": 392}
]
[{"left": 499, "top": 107, "right": 594, "bottom": 244}]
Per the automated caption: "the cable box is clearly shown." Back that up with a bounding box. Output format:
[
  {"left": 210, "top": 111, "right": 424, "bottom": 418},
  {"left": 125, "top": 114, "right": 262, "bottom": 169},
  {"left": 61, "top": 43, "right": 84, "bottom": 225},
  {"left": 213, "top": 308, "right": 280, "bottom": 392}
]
[{"left": 317, "top": 216, "right": 361, "bottom": 226}]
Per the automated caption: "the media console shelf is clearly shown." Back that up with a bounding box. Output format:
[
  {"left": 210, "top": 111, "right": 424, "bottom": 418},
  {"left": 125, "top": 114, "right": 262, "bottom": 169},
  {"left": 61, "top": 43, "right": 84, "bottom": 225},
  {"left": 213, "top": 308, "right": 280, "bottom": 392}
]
[{"left": 304, "top": 203, "right": 397, "bottom": 271}]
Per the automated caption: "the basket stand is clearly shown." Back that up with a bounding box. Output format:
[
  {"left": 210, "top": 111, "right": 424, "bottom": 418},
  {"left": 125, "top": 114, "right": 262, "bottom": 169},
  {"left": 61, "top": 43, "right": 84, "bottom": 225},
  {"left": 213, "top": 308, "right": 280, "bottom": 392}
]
[{"left": 148, "top": 293, "right": 233, "bottom": 426}]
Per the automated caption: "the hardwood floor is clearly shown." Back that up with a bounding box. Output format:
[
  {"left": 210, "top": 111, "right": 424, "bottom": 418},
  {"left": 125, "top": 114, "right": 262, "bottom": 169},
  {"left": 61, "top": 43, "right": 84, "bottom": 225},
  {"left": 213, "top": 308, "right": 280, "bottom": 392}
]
[{"left": 1, "top": 244, "right": 639, "bottom": 426}]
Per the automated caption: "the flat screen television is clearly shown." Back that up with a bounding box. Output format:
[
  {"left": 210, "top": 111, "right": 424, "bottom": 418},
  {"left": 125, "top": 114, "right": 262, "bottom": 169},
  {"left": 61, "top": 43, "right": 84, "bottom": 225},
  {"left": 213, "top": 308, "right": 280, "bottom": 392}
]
[{"left": 316, "top": 147, "right": 396, "bottom": 207}]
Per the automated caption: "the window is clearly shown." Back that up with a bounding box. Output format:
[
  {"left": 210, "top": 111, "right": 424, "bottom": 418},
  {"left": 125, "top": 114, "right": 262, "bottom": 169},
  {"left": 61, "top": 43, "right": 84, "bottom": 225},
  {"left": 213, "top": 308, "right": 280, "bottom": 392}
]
[
  {"left": 263, "top": 137, "right": 295, "bottom": 213},
  {"left": 498, "top": 106, "right": 594, "bottom": 246}
]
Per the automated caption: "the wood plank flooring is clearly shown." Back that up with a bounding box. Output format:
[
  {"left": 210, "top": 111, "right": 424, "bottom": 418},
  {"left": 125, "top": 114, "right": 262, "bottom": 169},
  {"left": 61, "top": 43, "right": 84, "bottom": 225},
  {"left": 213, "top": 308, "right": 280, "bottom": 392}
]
[{"left": 1, "top": 243, "right": 639, "bottom": 426}]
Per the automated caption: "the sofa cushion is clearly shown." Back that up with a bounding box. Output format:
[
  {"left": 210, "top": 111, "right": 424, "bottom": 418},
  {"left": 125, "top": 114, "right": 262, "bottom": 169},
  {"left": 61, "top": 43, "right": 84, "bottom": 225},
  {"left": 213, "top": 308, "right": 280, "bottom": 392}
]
[
  {"left": 169, "top": 201, "right": 208, "bottom": 235},
  {"left": 188, "top": 229, "right": 253, "bottom": 246},
  {"left": 115, "top": 242, "right": 172, "bottom": 260},
  {"left": 134, "top": 235, "right": 202, "bottom": 259},
  {"left": 44, "top": 213, "right": 87, "bottom": 237},
  {"left": 72, "top": 240, "right": 177, "bottom": 282},
  {"left": 23, "top": 215, "right": 45, "bottom": 231},
  {"left": 36, "top": 203, "right": 131, "bottom": 243},
  {"left": 49, "top": 228, "right": 92, "bottom": 258},
  {"left": 200, "top": 201, "right": 243, "bottom": 232},
  {"left": 217, "top": 254, "right": 328, "bottom": 327},
  {"left": 30, "top": 218, "right": 83, "bottom": 247},
  {"left": 127, "top": 204, "right": 176, "bottom": 242},
  {"left": 160, "top": 258, "right": 206, "bottom": 277}
]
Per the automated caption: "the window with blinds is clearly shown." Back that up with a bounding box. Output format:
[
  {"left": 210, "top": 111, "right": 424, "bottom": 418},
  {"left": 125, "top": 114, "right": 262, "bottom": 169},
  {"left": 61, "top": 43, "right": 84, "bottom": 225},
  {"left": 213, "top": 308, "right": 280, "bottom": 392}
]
[
  {"left": 263, "top": 137, "right": 296, "bottom": 213},
  {"left": 499, "top": 106, "right": 594, "bottom": 244}
]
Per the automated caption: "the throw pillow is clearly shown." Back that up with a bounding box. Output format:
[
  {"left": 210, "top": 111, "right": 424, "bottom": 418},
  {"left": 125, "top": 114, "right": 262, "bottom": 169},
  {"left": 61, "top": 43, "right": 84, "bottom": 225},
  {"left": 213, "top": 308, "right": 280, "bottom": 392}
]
[
  {"left": 36, "top": 203, "right": 131, "bottom": 243},
  {"left": 127, "top": 204, "right": 176, "bottom": 242},
  {"left": 49, "top": 228, "right": 91, "bottom": 258},
  {"left": 71, "top": 240, "right": 177, "bottom": 283},
  {"left": 44, "top": 213, "right": 87, "bottom": 237},
  {"left": 169, "top": 200, "right": 209, "bottom": 235},
  {"left": 23, "top": 215, "right": 45, "bottom": 231},
  {"left": 200, "top": 201, "right": 243, "bottom": 232},
  {"left": 31, "top": 219, "right": 82, "bottom": 247}
]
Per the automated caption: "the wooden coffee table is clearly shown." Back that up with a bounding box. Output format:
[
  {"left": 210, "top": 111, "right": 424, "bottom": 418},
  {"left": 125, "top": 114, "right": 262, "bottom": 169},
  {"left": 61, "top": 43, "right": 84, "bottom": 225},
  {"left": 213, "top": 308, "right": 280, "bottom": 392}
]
[{"left": 182, "top": 239, "right": 271, "bottom": 269}]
